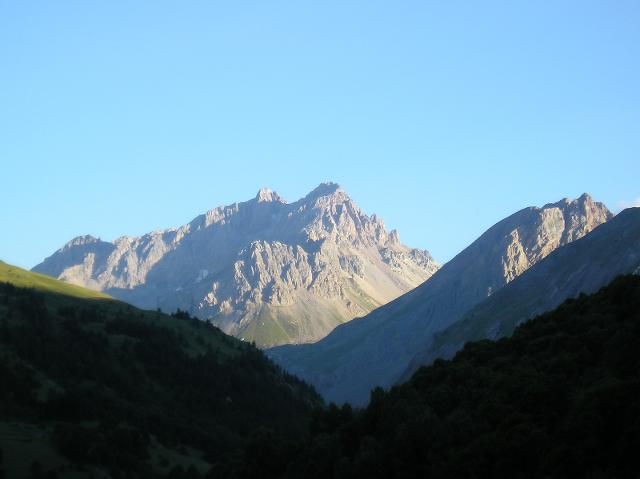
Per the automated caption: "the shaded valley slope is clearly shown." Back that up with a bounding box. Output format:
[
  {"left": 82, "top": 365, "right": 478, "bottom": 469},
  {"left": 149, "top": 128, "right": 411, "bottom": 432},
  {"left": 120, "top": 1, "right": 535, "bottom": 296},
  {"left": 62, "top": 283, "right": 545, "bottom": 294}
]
[
  {"left": 268, "top": 194, "right": 612, "bottom": 405},
  {"left": 402, "top": 206, "right": 640, "bottom": 380},
  {"left": 0, "top": 262, "right": 320, "bottom": 478},
  {"left": 243, "top": 275, "right": 640, "bottom": 479}
]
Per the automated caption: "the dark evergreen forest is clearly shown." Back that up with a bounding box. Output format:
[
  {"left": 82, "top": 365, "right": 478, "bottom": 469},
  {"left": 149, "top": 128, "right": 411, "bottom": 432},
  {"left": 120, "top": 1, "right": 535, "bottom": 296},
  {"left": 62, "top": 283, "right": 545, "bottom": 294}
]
[{"left": 2, "top": 275, "right": 639, "bottom": 478}]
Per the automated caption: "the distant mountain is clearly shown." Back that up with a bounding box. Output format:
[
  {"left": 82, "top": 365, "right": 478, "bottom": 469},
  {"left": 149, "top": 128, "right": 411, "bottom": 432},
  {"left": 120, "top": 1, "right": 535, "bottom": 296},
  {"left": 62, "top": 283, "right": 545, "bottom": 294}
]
[
  {"left": 33, "top": 183, "right": 438, "bottom": 347},
  {"left": 401, "top": 206, "right": 640, "bottom": 380},
  {"left": 268, "top": 194, "right": 612, "bottom": 405},
  {"left": 0, "top": 262, "right": 320, "bottom": 477}
]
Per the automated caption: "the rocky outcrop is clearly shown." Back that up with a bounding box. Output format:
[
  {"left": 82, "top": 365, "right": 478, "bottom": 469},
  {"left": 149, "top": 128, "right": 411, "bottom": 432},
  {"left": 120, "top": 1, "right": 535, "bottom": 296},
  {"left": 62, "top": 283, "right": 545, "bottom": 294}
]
[
  {"left": 402, "top": 206, "right": 640, "bottom": 382},
  {"left": 33, "top": 183, "right": 439, "bottom": 347},
  {"left": 267, "top": 194, "right": 613, "bottom": 405}
]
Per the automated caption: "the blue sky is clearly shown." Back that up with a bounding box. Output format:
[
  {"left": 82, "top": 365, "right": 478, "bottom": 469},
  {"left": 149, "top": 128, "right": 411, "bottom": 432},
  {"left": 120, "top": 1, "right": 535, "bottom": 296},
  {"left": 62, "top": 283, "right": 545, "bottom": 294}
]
[{"left": 1, "top": 1, "right": 639, "bottom": 269}]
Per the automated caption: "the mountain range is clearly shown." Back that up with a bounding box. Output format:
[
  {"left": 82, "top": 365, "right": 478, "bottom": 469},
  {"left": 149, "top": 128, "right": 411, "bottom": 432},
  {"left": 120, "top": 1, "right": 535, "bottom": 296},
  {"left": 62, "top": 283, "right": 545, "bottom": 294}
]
[
  {"left": 33, "top": 183, "right": 438, "bottom": 347},
  {"left": 401, "top": 205, "right": 640, "bottom": 381},
  {"left": 27, "top": 187, "right": 640, "bottom": 409},
  {"left": 4, "top": 257, "right": 640, "bottom": 477},
  {"left": 4, "top": 187, "right": 640, "bottom": 477},
  {"left": 268, "top": 194, "right": 616, "bottom": 405}
]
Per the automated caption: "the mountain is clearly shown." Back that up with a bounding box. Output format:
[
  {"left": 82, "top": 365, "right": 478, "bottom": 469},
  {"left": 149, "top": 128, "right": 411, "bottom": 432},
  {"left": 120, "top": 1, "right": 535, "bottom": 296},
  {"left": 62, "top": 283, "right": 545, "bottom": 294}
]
[
  {"left": 232, "top": 275, "right": 640, "bottom": 479},
  {"left": 401, "top": 206, "right": 640, "bottom": 380},
  {"left": 32, "top": 183, "right": 438, "bottom": 347},
  {"left": 268, "top": 194, "right": 612, "bottom": 405},
  {"left": 0, "top": 261, "right": 320, "bottom": 478}
]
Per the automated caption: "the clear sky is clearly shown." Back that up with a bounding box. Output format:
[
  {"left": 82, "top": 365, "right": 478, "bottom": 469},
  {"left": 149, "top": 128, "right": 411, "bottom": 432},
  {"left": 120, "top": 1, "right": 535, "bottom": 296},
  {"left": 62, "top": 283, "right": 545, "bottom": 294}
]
[{"left": 1, "top": 1, "right": 639, "bottom": 269}]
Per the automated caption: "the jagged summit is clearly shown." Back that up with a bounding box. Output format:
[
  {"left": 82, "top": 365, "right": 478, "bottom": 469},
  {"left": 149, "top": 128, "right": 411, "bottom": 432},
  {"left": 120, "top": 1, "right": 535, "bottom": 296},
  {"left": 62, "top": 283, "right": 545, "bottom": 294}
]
[
  {"left": 63, "top": 235, "right": 101, "bottom": 248},
  {"left": 255, "top": 187, "right": 286, "bottom": 204},
  {"left": 303, "top": 182, "right": 343, "bottom": 201},
  {"left": 578, "top": 192, "right": 593, "bottom": 201},
  {"left": 544, "top": 192, "right": 597, "bottom": 208},
  {"left": 34, "top": 183, "right": 439, "bottom": 347},
  {"left": 58, "top": 235, "right": 110, "bottom": 254}
]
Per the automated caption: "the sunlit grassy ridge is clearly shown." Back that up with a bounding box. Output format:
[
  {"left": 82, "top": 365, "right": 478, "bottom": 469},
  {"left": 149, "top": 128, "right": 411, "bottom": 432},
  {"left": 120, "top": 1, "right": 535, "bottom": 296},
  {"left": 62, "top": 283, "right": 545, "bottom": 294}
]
[{"left": 0, "top": 261, "right": 111, "bottom": 299}]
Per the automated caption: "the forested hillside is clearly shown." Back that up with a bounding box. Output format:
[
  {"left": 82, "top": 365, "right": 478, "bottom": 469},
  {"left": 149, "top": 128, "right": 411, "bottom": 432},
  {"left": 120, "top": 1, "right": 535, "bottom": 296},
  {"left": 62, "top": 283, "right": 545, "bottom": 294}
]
[
  {"left": 0, "top": 263, "right": 320, "bottom": 478},
  {"left": 3, "top": 260, "right": 639, "bottom": 478},
  {"left": 229, "top": 275, "right": 640, "bottom": 478}
]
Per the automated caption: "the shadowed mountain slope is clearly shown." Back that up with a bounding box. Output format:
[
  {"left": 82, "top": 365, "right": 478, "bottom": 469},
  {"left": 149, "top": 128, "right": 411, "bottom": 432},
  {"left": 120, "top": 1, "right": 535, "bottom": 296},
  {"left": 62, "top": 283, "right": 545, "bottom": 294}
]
[
  {"left": 401, "top": 206, "right": 640, "bottom": 380},
  {"left": 268, "top": 194, "right": 612, "bottom": 405},
  {"left": 239, "top": 275, "right": 640, "bottom": 479},
  {"left": 0, "top": 262, "right": 320, "bottom": 477}
]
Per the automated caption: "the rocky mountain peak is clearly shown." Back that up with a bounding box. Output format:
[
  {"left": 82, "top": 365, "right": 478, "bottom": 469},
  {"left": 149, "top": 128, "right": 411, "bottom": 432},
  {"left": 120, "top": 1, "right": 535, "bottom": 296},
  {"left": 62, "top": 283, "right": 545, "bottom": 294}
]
[
  {"left": 255, "top": 187, "right": 286, "bottom": 204},
  {"left": 302, "top": 182, "right": 344, "bottom": 204},
  {"left": 545, "top": 192, "right": 603, "bottom": 211},
  {"left": 34, "top": 183, "right": 439, "bottom": 347},
  {"left": 387, "top": 229, "right": 400, "bottom": 245},
  {"left": 61, "top": 235, "right": 101, "bottom": 251},
  {"left": 492, "top": 193, "right": 612, "bottom": 284}
]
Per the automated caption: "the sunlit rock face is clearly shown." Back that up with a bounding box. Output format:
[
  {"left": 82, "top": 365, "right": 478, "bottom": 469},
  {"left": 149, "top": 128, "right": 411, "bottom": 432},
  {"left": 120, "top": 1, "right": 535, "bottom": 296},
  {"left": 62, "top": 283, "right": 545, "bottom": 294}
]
[{"left": 34, "top": 183, "right": 439, "bottom": 347}]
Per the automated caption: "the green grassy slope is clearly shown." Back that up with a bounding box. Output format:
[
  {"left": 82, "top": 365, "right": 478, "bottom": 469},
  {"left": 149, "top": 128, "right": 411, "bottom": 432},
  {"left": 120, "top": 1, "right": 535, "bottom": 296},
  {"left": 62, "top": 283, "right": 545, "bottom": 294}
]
[
  {"left": 0, "top": 263, "right": 320, "bottom": 478},
  {"left": 0, "top": 261, "right": 111, "bottom": 300}
]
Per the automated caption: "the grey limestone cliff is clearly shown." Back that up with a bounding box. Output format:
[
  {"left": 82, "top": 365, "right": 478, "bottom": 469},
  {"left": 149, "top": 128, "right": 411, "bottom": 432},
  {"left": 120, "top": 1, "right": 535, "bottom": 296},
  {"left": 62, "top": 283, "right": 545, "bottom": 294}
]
[
  {"left": 33, "top": 183, "right": 439, "bottom": 347},
  {"left": 401, "top": 206, "right": 640, "bottom": 381}
]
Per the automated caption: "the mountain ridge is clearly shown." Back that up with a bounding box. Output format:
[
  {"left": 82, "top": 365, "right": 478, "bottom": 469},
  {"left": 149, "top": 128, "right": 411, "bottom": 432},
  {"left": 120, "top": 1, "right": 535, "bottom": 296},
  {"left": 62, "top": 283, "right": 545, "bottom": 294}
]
[
  {"left": 268, "top": 193, "right": 613, "bottom": 405},
  {"left": 400, "top": 205, "right": 640, "bottom": 381},
  {"left": 33, "top": 183, "right": 439, "bottom": 347}
]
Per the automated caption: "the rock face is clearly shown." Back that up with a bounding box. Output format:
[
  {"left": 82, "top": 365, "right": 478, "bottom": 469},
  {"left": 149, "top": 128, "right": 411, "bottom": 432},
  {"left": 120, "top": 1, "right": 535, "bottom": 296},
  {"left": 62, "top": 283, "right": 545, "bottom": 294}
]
[
  {"left": 33, "top": 183, "right": 439, "bottom": 347},
  {"left": 267, "top": 194, "right": 612, "bottom": 405},
  {"left": 401, "top": 206, "right": 640, "bottom": 381}
]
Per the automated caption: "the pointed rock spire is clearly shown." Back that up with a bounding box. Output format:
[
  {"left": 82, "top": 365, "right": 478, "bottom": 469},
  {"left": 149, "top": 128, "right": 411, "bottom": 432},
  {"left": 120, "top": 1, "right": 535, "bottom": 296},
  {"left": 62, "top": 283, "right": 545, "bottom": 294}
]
[{"left": 255, "top": 188, "right": 286, "bottom": 204}]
